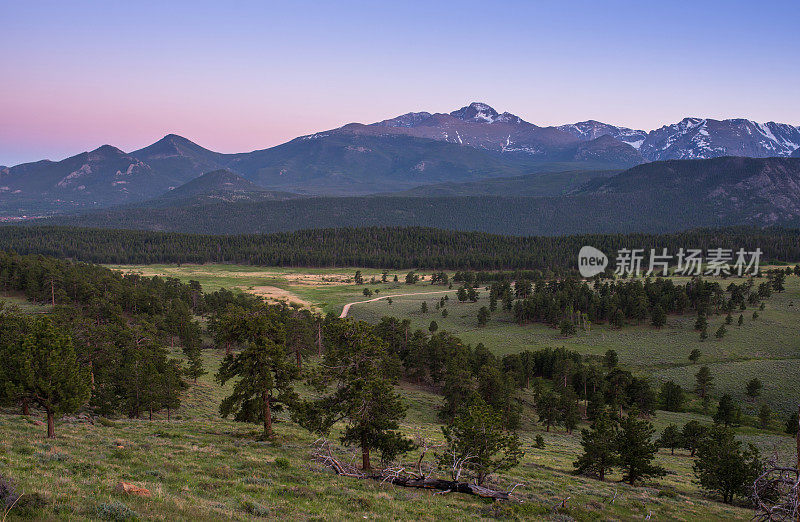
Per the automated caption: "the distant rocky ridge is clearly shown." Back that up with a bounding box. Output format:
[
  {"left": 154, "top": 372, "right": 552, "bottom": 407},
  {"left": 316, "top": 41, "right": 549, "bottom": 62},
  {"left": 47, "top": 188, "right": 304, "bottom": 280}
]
[{"left": 2, "top": 102, "right": 798, "bottom": 216}]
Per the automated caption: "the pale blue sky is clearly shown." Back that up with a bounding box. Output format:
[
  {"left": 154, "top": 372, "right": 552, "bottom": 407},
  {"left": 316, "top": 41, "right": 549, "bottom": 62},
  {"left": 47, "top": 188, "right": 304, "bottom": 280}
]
[{"left": 1, "top": 0, "right": 798, "bottom": 165}]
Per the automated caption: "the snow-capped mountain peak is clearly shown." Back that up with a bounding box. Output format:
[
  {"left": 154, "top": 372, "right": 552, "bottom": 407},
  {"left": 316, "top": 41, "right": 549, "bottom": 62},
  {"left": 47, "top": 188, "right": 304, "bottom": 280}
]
[
  {"left": 557, "top": 121, "right": 648, "bottom": 150},
  {"left": 640, "top": 117, "right": 800, "bottom": 161},
  {"left": 562, "top": 117, "right": 800, "bottom": 160},
  {"left": 449, "top": 102, "right": 522, "bottom": 124},
  {"left": 372, "top": 112, "right": 433, "bottom": 128}
]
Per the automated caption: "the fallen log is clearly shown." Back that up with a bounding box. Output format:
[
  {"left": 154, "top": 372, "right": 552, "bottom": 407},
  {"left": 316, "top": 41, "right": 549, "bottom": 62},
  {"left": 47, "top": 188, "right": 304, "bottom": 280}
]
[
  {"left": 311, "top": 439, "right": 514, "bottom": 500},
  {"left": 378, "top": 476, "right": 510, "bottom": 500}
]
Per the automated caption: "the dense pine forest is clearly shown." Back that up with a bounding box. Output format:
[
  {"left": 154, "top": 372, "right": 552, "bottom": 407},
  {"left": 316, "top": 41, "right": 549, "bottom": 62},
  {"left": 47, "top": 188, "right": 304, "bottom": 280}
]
[{"left": 1, "top": 225, "right": 799, "bottom": 271}]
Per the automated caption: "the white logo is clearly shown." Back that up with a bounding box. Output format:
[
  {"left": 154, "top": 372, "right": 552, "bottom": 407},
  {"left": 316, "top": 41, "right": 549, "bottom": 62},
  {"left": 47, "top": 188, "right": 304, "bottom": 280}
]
[{"left": 578, "top": 246, "right": 608, "bottom": 278}]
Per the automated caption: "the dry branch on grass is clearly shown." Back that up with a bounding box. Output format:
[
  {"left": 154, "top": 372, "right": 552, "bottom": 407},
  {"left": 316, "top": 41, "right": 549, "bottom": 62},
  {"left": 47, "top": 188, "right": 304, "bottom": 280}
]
[
  {"left": 310, "top": 439, "right": 517, "bottom": 500},
  {"left": 753, "top": 458, "right": 799, "bottom": 521},
  {"left": 752, "top": 406, "right": 800, "bottom": 522}
]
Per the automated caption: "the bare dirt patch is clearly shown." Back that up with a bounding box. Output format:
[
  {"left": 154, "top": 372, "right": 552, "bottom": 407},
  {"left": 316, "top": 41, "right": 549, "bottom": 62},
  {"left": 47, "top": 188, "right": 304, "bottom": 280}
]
[{"left": 238, "top": 285, "right": 315, "bottom": 309}]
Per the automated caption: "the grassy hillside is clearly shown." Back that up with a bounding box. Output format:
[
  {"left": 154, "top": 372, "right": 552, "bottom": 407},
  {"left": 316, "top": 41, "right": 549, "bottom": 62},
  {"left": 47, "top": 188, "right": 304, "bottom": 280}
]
[
  {"left": 346, "top": 275, "right": 800, "bottom": 417},
  {"left": 1, "top": 348, "right": 791, "bottom": 521}
]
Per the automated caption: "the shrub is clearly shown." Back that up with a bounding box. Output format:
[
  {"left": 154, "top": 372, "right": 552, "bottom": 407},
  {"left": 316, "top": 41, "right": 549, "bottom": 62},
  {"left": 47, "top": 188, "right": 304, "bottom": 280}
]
[
  {"left": 144, "top": 470, "right": 165, "bottom": 480},
  {"left": 0, "top": 473, "right": 20, "bottom": 511},
  {"left": 242, "top": 476, "right": 271, "bottom": 485},
  {"left": 95, "top": 501, "right": 138, "bottom": 521},
  {"left": 97, "top": 417, "right": 117, "bottom": 427},
  {"left": 37, "top": 451, "right": 69, "bottom": 463},
  {"left": 240, "top": 499, "right": 270, "bottom": 517},
  {"left": 274, "top": 457, "right": 290, "bottom": 470}
]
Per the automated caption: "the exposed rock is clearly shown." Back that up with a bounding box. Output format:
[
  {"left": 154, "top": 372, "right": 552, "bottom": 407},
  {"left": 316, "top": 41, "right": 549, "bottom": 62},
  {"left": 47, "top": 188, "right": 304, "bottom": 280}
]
[{"left": 114, "top": 481, "right": 151, "bottom": 497}]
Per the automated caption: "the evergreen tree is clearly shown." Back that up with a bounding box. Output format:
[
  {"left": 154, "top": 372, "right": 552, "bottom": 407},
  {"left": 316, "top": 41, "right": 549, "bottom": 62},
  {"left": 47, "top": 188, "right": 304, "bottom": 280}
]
[
  {"left": 650, "top": 305, "right": 666, "bottom": 328},
  {"left": 574, "top": 410, "right": 618, "bottom": 481},
  {"left": 559, "top": 319, "right": 576, "bottom": 336},
  {"left": 477, "top": 306, "right": 490, "bottom": 327},
  {"left": 611, "top": 309, "right": 625, "bottom": 329},
  {"left": 657, "top": 424, "right": 681, "bottom": 455},
  {"left": 559, "top": 388, "right": 580, "bottom": 434},
  {"left": 693, "top": 425, "right": 762, "bottom": 504},
  {"left": 714, "top": 324, "right": 726, "bottom": 339},
  {"left": 745, "top": 378, "right": 762, "bottom": 399},
  {"left": 758, "top": 404, "right": 771, "bottom": 430},
  {"left": 477, "top": 364, "right": 520, "bottom": 430},
  {"left": 681, "top": 420, "right": 707, "bottom": 457},
  {"left": 658, "top": 381, "right": 685, "bottom": 412},
  {"left": 420, "top": 301, "right": 428, "bottom": 314},
  {"left": 293, "top": 321, "right": 412, "bottom": 470},
  {"left": 694, "top": 311, "right": 708, "bottom": 331},
  {"left": 216, "top": 336, "right": 300, "bottom": 439},
  {"left": 1, "top": 316, "right": 91, "bottom": 438},
  {"left": 603, "top": 349, "right": 619, "bottom": 369},
  {"left": 440, "top": 399, "right": 523, "bottom": 485},
  {"left": 428, "top": 320, "right": 438, "bottom": 333},
  {"left": 713, "top": 394, "right": 737, "bottom": 426},
  {"left": 439, "top": 352, "right": 477, "bottom": 422},
  {"left": 695, "top": 366, "right": 714, "bottom": 403},
  {"left": 688, "top": 349, "right": 701, "bottom": 363},
  {"left": 616, "top": 413, "right": 666, "bottom": 485},
  {"left": 536, "top": 389, "right": 559, "bottom": 432}
]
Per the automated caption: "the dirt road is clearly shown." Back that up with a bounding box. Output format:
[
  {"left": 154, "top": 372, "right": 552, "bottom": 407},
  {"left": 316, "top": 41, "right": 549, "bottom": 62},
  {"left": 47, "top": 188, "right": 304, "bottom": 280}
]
[{"left": 339, "top": 289, "right": 453, "bottom": 318}]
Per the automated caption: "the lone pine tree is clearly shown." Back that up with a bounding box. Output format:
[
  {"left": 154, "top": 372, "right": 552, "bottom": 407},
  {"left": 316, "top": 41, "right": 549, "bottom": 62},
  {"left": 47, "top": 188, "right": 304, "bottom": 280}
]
[
  {"left": 293, "top": 321, "right": 412, "bottom": 470},
  {"left": 217, "top": 335, "right": 300, "bottom": 439},
  {"left": 574, "top": 409, "right": 618, "bottom": 481}
]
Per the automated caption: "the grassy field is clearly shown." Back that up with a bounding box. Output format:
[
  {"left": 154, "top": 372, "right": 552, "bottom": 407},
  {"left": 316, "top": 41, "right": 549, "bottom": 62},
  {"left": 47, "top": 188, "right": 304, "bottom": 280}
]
[
  {"left": 107, "top": 265, "right": 427, "bottom": 314},
  {"left": 107, "top": 264, "right": 800, "bottom": 416},
  {"left": 0, "top": 292, "right": 53, "bottom": 314},
  {"left": 347, "top": 277, "right": 800, "bottom": 417},
  {"left": 2, "top": 349, "right": 792, "bottom": 521}
]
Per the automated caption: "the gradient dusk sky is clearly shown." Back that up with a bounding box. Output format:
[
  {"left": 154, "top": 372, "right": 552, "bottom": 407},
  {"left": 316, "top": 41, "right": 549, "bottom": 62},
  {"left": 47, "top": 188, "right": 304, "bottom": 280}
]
[{"left": 2, "top": 0, "right": 799, "bottom": 166}]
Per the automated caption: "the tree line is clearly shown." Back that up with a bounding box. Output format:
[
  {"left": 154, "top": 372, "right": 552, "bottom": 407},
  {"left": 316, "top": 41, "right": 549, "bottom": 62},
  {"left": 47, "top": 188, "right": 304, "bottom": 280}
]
[
  {"left": 0, "top": 252, "right": 267, "bottom": 436},
  {"left": 1, "top": 225, "right": 799, "bottom": 272}
]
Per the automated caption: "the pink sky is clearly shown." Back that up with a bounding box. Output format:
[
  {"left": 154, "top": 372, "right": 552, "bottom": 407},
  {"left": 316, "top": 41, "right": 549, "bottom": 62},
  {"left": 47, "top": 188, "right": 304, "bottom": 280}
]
[{"left": 2, "top": 1, "right": 798, "bottom": 166}]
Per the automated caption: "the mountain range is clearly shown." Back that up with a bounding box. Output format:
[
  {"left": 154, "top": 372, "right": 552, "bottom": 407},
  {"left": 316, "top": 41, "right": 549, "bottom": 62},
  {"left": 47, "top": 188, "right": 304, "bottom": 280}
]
[
  {"left": 1, "top": 102, "right": 799, "bottom": 220},
  {"left": 27, "top": 157, "right": 800, "bottom": 236}
]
